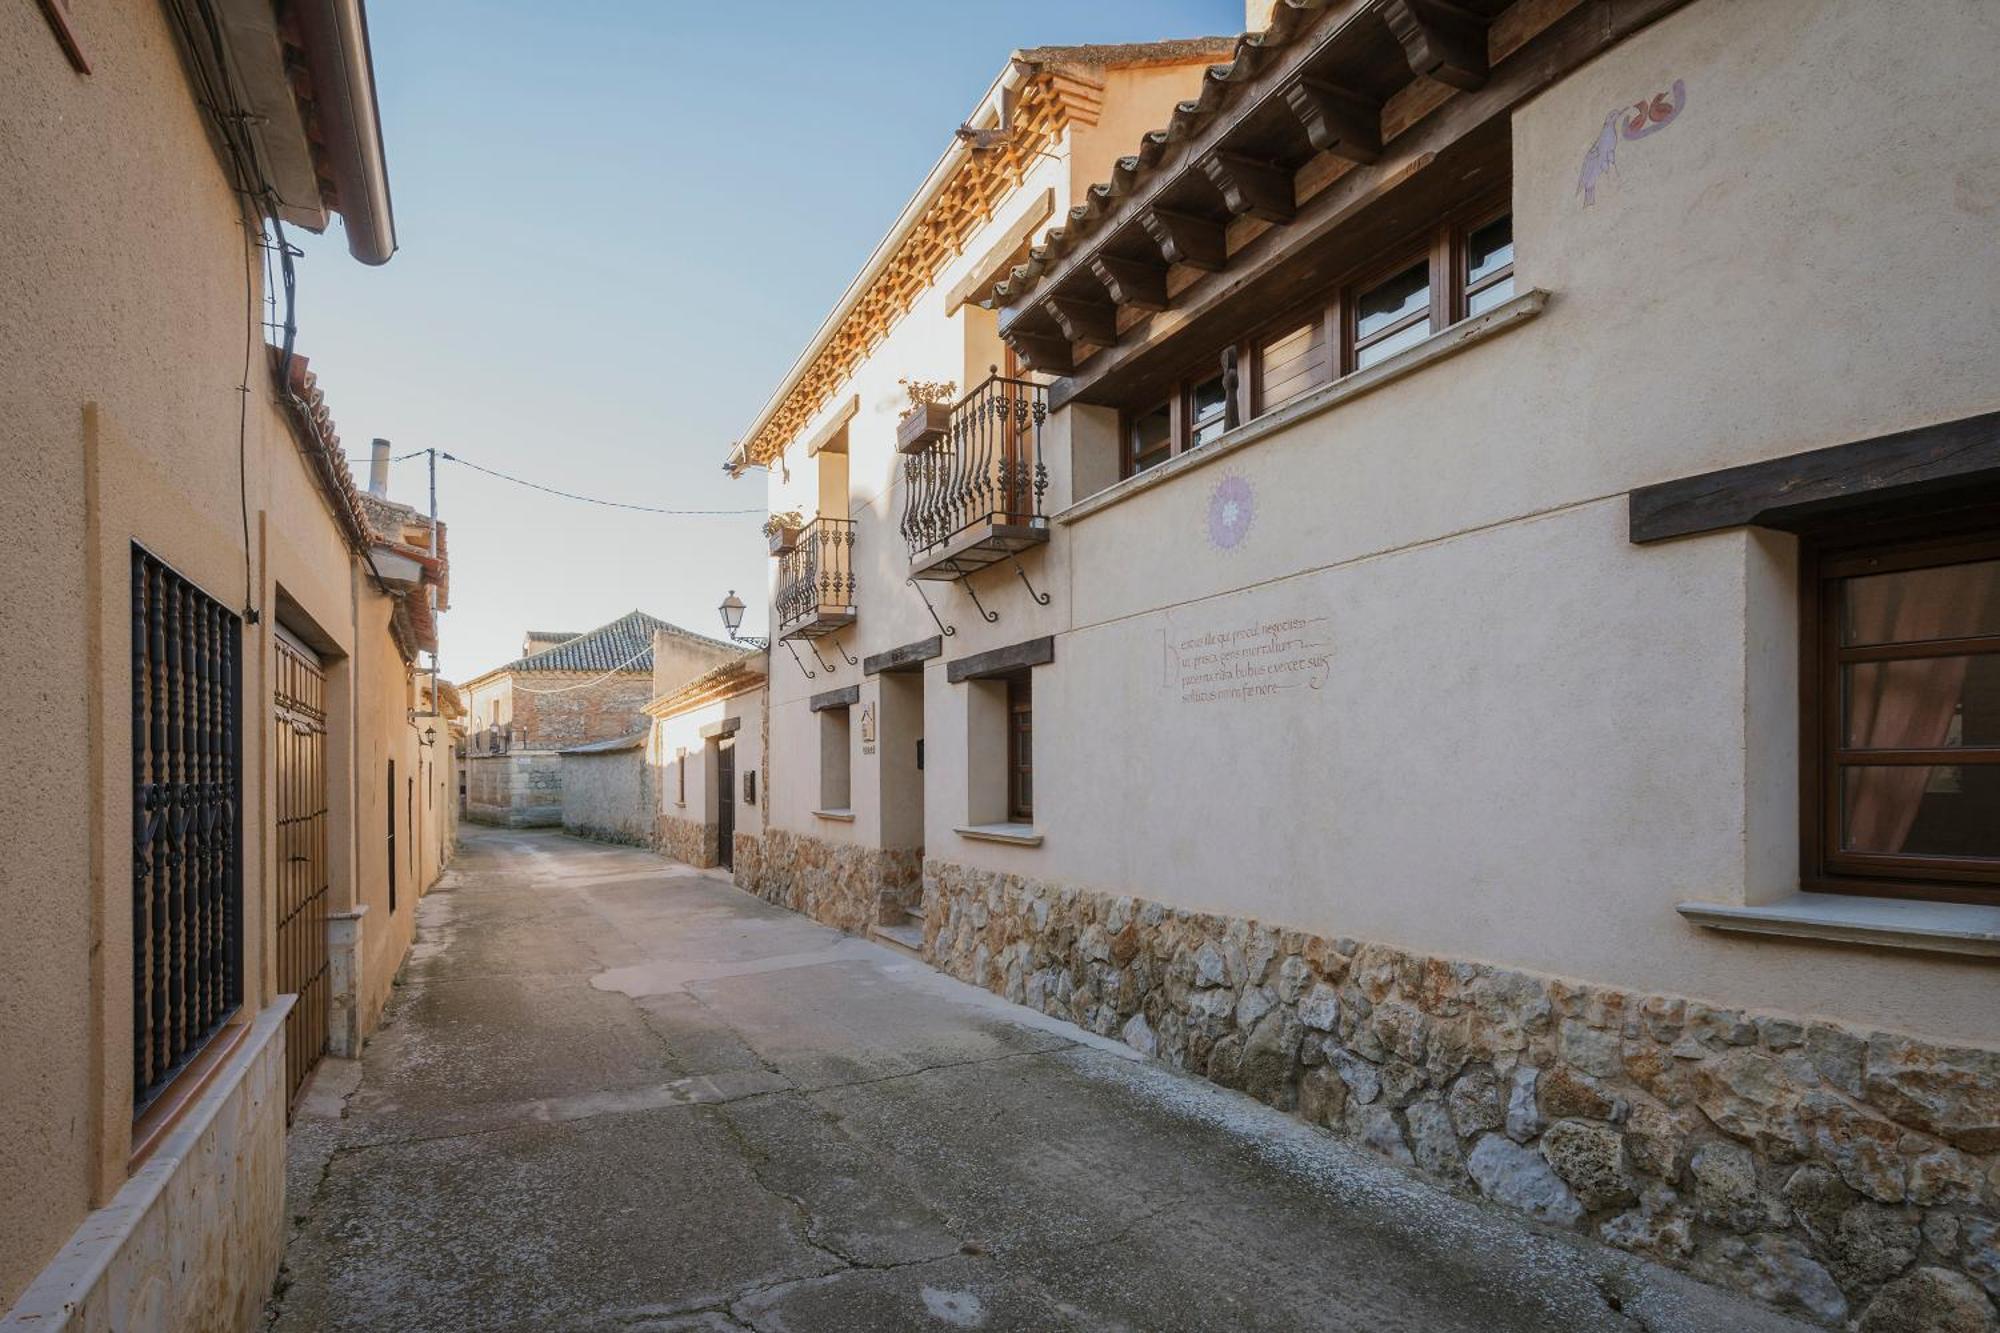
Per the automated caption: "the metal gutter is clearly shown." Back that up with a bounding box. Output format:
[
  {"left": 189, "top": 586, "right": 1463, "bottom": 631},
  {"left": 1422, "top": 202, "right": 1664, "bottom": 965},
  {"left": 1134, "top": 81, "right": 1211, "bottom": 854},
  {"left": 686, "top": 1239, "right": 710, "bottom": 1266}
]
[{"left": 294, "top": 0, "right": 398, "bottom": 265}]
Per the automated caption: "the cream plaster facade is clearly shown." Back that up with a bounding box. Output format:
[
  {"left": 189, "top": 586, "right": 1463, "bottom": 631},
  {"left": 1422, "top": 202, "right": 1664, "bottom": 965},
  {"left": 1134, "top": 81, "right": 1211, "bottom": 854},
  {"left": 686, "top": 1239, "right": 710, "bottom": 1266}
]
[
  {"left": 1, "top": 1, "right": 443, "bottom": 1323},
  {"left": 731, "top": 1, "right": 2000, "bottom": 1323}
]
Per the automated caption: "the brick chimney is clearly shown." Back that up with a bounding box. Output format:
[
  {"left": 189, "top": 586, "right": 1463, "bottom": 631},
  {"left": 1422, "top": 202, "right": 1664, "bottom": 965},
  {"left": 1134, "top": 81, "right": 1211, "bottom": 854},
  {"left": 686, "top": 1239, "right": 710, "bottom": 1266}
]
[{"left": 368, "top": 438, "right": 391, "bottom": 497}]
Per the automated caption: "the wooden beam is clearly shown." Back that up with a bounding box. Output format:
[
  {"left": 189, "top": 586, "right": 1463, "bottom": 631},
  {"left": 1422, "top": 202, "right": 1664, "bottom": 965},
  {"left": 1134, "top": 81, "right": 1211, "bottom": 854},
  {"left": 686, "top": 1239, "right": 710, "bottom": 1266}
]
[
  {"left": 1047, "top": 293, "right": 1119, "bottom": 346},
  {"left": 1628, "top": 411, "right": 2000, "bottom": 544},
  {"left": 1007, "top": 330, "right": 1074, "bottom": 375},
  {"left": 1140, "top": 207, "right": 1229, "bottom": 271},
  {"left": 1200, "top": 151, "right": 1297, "bottom": 223},
  {"left": 809, "top": 684, "right": 860, "bottom": 712},
  {"left": 946, "top": 635, "right": 1055, "bottom": 684},
  {"left": 1283, "top": 77, "right": 1383, "bottom": 163},
  {"left": 1381, "top": 0, "right": 1490, "bottom": 91},
  {"left": 1045, "top": 0, "right": 1698, "bottom": 411},
  {"left": 863, "top": 635, "right": 943, "bottom": 676},
  {"left": 1089, "top": 253, "right": 1170, "bottom": 311}
]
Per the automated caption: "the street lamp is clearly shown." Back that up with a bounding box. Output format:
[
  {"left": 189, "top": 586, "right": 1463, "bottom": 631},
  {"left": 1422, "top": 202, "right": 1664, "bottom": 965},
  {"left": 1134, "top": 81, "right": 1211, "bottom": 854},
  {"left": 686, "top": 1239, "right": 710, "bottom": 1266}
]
[{"left": 718, "top": 590, "right": 767, "bottom": 648}]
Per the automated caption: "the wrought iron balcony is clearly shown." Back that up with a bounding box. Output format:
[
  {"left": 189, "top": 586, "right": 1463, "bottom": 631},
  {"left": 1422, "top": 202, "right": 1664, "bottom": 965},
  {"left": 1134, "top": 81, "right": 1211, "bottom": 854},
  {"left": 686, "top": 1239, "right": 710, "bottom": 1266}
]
[
  {"left": 776, "top": 517, "right": 857, "bottom": 640},
  {"left": 901, "top": 371, "right": 1048, "bottom": 580}
]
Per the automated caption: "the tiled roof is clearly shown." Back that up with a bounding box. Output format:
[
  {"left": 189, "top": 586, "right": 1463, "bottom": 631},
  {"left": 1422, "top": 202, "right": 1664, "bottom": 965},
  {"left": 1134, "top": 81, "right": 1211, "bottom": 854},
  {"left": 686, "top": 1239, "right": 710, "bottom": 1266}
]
[
  {"left": 561, "top": 731, "right": 649, "bottom": 755},
  {"left": 645, "top": 649, "right": 767, "bottom": 719},
  {"left": 526, "top": 630, "right": 581, "bottom": 644},
  {"left": 502, "top": 611, "right": 734, "bottom": 675},
  {"left": 989, "top": 1, "right": 1328, "bottom": 309}
]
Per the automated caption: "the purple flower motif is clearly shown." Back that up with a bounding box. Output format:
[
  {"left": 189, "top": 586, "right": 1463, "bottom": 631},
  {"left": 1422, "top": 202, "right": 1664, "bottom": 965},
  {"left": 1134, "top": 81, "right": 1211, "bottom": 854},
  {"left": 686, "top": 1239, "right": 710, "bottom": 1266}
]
[{"left": 1207, "top": 475, "right": 1254, "bottom": 549}]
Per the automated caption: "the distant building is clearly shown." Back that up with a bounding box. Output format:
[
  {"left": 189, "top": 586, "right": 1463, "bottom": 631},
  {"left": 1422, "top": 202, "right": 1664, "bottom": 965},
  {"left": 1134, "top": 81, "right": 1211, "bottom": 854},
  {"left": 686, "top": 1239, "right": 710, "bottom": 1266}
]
[{"left": 462, "top": 612, "right": 738, "bottom": 825}]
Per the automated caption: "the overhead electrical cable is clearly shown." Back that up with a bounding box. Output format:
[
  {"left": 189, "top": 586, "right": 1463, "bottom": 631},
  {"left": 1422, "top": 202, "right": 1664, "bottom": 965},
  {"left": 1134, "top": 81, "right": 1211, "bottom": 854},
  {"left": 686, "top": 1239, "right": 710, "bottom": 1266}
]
[{"left": 425, "top": 451, "right": 763, "bottom": 516}]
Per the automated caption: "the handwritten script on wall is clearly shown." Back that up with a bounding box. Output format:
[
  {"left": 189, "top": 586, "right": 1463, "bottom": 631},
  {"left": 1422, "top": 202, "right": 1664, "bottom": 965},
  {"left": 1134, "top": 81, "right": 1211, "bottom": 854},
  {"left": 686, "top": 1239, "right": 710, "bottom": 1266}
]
[{"left": 1163, "top": 616, "right": 1332, "bottom": 705}]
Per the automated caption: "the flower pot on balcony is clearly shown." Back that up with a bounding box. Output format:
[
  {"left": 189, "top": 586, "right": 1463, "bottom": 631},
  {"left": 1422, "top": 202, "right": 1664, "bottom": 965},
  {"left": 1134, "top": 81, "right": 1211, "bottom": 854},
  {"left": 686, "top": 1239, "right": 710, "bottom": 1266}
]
[
  {"left": 896, "top": 401, "right": 952, "bottom": 455},
  {"left": 767, "top": 523, "right": 801, "bottom": 555}
]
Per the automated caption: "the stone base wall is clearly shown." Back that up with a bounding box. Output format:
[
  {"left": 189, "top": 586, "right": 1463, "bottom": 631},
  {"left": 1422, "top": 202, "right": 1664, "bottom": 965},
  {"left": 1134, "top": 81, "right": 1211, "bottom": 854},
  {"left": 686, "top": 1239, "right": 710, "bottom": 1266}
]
[
  {"left": 1, "top": 1005, "right": 290, "bottom": 1331},
  {"left": 654, "top": 812, "right": 718, "bottom": 868},
  {"left": 464, "top": 752, "right": 562, "bottom": 828},
  {"left": 731, "top": 831, "right": 764, "bottom": 890},
  {"left": 733, "top": 828, "right": 922, "bottom": 935},
  {"left": 922, "top": 859, "right": 2000, "bottom": 1329}
]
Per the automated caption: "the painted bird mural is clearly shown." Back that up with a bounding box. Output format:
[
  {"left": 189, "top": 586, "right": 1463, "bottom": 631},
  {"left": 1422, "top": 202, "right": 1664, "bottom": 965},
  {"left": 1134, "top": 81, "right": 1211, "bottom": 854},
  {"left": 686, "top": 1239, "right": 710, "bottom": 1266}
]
[{"left": 1576, "top": 108, "right": 1621, "bottom": 206}]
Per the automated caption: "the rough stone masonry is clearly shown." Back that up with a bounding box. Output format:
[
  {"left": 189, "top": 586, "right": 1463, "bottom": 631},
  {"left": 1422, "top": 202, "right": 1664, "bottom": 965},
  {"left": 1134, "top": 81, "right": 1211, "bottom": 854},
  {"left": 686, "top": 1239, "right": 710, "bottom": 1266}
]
[{"left": 904, "top": 861, "right": 2000, "bottom": 1330}]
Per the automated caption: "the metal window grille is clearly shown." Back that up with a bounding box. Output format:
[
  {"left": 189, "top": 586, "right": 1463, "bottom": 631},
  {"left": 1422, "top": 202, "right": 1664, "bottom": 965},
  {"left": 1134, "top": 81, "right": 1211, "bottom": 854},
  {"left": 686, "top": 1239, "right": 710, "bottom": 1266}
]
[{"left": 131, "top": 545, "right": 243, "bottom": 1114}]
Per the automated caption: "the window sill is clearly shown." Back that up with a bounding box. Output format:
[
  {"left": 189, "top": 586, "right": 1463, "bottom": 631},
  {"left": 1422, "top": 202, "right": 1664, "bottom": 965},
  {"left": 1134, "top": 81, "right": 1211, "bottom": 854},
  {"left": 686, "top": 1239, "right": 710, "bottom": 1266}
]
[
  {"left": 813, "top": 808, "right": 855, "bottom": 822},
  {"left": 955, "top": 822, "right": 1043, "bottom": 847},
  {"left": 1677, "top": 893, "right": 2000, "bottom": 959},
  {"left": 1056, "top": 288, "right": 1549, "bottom": 527}
]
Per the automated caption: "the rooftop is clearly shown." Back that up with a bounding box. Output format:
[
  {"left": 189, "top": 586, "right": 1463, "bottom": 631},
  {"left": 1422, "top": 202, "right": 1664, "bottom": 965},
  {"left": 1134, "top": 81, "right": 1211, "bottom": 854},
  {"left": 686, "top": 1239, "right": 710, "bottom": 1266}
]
[{"left": 476, "top": 611, "right": 736, "bottom": 682}]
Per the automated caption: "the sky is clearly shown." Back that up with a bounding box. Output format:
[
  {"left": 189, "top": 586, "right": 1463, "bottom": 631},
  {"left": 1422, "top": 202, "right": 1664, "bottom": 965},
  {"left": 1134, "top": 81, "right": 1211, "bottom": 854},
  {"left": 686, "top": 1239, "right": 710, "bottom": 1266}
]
[{"left": 294, "top": 0, "right": 1241, "bottom": 680}]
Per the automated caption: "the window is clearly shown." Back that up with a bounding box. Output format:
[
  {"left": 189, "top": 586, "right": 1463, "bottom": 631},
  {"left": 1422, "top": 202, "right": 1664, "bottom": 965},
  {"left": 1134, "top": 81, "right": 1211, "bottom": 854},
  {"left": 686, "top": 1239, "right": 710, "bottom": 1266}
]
[
  {"left": 1008, "top": 674, "right": 1033, "bottom": 821},
  {"left": 131, "top": 546, "right": 243, "bottom": 1114},
  {"left": 1804, "top": 528, "right": 2000, "bottom": 900},
  {"left": 819, "top": 706, "right": 852, "bottom": 812},
  {"left": 1120, "top": 198, "right": 1513, "bottom": 474},
  {"left": 1352, "top": 257, "right": 1433, "bottom": 369}
]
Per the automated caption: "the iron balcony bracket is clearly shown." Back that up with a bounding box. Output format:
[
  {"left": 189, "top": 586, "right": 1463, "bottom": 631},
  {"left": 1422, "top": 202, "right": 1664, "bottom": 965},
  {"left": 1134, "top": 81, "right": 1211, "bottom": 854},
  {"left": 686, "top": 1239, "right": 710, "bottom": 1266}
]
[
  {"left": 907, "top": 578, "right": 957, "bottom": 637},
  {"left": 964, "top": 578, "right": 1000, "bottom": 624},
  {"left": 782, "top": 640, "right": 817, "bottom": 680},
  {"left": 1012, "top": 559, "right": 1051, "bottom": 606},
  {"left": 808, "top": 639, "right": 841, "bottom": 674},
  {"left": 829, "top": 634, "right": 859, "bottom": 667}
]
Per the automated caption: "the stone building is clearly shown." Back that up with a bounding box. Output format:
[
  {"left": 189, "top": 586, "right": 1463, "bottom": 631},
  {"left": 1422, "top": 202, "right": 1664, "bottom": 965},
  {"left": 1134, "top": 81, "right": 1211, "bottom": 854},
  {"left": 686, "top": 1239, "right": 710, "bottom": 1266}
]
[
  {"left": 723, "top": 1, "right": 2000, "bottom": 1326},
  {"left": 1, "top": 3, "right": 456, "bottom": 1326},
  {"left": 462, "top": 612, "right": 738, "bottom": 826}
]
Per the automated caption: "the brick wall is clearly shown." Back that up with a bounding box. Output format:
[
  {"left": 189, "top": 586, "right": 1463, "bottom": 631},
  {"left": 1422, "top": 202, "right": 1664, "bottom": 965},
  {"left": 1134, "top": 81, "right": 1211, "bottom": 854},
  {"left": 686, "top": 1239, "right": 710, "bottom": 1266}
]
[{"left": 507, "top": 672, "right": 653, "bottom": 749}]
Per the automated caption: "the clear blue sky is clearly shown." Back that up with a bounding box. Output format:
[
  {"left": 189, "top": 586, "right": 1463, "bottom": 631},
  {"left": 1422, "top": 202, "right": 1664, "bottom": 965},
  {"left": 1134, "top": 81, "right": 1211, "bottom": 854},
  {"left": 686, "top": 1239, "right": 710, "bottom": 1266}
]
[{"left": 296, "top": 0, "right": 1239, "bottom": 679}]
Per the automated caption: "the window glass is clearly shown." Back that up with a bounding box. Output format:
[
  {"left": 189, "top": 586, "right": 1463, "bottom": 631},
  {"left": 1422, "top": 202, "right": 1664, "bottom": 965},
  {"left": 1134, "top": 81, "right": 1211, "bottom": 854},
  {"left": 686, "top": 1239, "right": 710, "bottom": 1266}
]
[
  {"left": 1467, "top": 275, "right": 1517, "bottom": 316},
  {"left": 1188, "top": 372, "right": 1229, "bottom": 448},
  {"left": 1844, "top": 657, "right": 1999, "bottom": 749},
  {"left": 1840, "top": 766, "right": 2000, "bottom": 858},
  {"left": 1356, "top": 318, "right": 1434, "bottom": 369},
  {"left": 1840, "top": 559, "right": 2000, "bottom": 645},
  {"left": 1466, "top": 215, "right": 1514, "bottom": 285},
  {"left": 1130, "top": 402, "right": 1171, "bottom": 473},
  {"left": 1355, "top": 261, "right": 1429, "bottom": 340}
]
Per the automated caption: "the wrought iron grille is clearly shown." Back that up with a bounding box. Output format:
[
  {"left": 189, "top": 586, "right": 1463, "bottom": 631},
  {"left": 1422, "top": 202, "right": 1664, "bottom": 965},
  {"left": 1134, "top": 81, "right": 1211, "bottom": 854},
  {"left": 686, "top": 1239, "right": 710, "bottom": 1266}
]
[
  {"left": 901, "top": 372, "right": 1047, "bottom": 561},
  {"left": 776, "top": 517, "right": 856, "bottom": 636},
  {"left": 131, "top": 545, "right": 243, "bottom": 1114},
  {"left": 274, "top": 635, "right": 329, "bottom": 1106}
]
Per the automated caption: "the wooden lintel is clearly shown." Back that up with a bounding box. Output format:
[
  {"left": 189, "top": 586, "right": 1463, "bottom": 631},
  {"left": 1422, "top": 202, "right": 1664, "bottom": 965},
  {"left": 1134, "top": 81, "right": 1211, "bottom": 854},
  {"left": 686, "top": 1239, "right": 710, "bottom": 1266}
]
[
  {"left": 1381, "top": 0, "right": 1490, "bottom": 91},
  {"left": 1007, "top": 330, "right": 1075, "bottom": 375},
  {"left": 946, "top": 635, "right": 1055, "bottom": 684},
  {"left": 1628, "top": 410, "right": 2000, "bottom": 545},
  {"left": 1088, "top": 253, "right": 1169, "bottom": 311},
  {"left": 1283, "top": 77, "right": 1383, "bottom": 163},
  {"left": 863, "top": 635, "right": 943, "bottom": 676},
  {"left": 1200, "top": 151, "right": 1296, "bottom": 224},
  {"left": 809, "top": 683, "right": 860, "bottom": 712},
  {"left": 1047, "top": 293, "right": 1119, "bottom": 346},
  {"left": 1140, "top": 207, "right": 1228, "bottom": 271}
]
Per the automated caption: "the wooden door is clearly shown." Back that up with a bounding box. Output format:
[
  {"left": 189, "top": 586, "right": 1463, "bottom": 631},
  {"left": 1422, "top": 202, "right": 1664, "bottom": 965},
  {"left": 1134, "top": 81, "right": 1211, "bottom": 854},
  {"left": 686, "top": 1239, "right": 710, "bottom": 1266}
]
[
  {"left": 715, "top": 738, "right": 736, "bottom": 869},
  {"left": 274, "top": 632, "right": 329, "bottom": 1107}
]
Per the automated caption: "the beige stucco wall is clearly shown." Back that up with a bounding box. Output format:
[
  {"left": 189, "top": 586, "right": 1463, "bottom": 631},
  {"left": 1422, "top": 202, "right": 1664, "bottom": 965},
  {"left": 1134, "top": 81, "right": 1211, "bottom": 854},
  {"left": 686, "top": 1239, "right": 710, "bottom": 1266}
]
[
  {"left": 652, "top": 686, "right": 767, "bottom": 851},
  {"left": 0, "top": 2, "right": 446, "bottom": 1311},
  {"left": 749, "top": 0, "right": 2000, "bottom": 1048}
]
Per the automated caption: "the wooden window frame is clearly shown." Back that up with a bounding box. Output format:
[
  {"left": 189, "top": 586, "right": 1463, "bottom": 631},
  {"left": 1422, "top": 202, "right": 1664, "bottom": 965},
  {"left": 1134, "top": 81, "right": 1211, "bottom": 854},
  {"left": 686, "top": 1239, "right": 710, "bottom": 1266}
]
[
  {"left": 1120, "top": 189, "right": 1512, "bottom": 476},
  {"left": 1006, "top": 672, "right": 1033, "bottom": 822},
  {"left": 1800, "top": 520, "right": 2000, "bottom": 904}
]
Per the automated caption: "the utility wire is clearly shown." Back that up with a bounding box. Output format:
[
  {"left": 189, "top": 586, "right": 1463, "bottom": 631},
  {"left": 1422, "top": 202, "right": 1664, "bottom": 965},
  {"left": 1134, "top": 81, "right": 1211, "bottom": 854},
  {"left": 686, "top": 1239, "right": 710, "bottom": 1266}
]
[{"left": 426, "top": 451, "right": 763, "bottom": 516}]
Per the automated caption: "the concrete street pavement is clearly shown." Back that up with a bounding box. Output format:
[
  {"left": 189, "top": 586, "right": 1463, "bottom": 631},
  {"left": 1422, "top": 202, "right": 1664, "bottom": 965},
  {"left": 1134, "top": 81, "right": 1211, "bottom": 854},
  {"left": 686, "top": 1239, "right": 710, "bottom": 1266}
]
[{"left": 268, "top": 827, "right": 1810, "bottom": 1332}]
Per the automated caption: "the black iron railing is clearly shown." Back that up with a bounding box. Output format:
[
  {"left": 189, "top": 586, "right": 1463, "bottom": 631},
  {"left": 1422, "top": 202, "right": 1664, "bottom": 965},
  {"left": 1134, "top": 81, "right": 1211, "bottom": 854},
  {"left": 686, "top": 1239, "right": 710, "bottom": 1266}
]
[
  {"left": 131, "top": 544, "right": 242, "bottom": 1114},
  {"left": 902, "top": 371, "right": 1047, "bottom": 563},
  {"left": 777, "top": 516, "right": 856, "bottom": 638}
]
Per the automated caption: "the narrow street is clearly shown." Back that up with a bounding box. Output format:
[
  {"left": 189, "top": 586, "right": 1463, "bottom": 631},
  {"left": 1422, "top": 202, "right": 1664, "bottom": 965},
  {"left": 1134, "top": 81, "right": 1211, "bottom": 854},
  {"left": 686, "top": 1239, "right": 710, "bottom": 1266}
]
[{"left": 269, "top": 829, "right": 1807, "bottom": 1332}]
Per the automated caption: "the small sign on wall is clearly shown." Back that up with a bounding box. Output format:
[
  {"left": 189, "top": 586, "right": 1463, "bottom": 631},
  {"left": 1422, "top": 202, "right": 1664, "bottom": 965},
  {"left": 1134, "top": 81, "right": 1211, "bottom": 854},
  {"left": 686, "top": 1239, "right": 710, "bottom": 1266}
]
[
  {"left": 743, "top": 770, "right": 757, "bottom": 805},
  {"left": 859, "top": 703, "right": 877, "bottom": 755}
]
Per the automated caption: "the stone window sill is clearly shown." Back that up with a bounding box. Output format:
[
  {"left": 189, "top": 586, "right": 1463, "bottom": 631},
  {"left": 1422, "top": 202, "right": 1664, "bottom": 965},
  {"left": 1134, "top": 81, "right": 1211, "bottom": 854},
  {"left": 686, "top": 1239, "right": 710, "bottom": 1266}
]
[
  {"left": 955, "top": 822, "right": 1043, "bottom": 847},
  {"left": 813, "top": 808, "right": 855, "bottom": 822},
  {"left": 1677, "top": 892, "right": 2000, "bottom": 959},
  {"left": 1055, "top": 288, "right": 1549, "bottom": 527}
]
